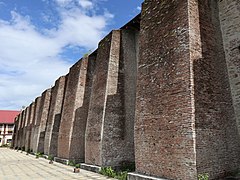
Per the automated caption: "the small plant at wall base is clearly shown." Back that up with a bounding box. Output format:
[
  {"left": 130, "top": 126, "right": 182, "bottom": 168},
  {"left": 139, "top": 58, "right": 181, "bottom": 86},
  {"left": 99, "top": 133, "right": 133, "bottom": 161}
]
[
  {"left": 198, "top": 173, "right": 209, "bottom": 180},
  {"left": 100, "top": 167, "right": 128, "bottom": 180},
  {"left": 35, "top": 152, "right": 43, "bottom": 159},
  {"left": 68, "top": 160, "right": 76, "bottom": 166},
  {"left": 100, "top": 167, "right": 116, "bottom": 178}
]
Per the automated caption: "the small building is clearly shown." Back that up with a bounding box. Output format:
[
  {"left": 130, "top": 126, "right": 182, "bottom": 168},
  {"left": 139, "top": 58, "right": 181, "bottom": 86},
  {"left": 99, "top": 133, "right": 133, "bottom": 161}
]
[{"left": 0, "top": 110, "right": 20, "bottom": 146}]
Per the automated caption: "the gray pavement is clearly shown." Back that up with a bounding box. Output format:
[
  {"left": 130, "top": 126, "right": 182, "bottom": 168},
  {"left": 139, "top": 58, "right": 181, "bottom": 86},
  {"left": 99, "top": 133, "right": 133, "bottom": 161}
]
[{"left": 0, "top": 148, "right": 115, "bottom": 180}]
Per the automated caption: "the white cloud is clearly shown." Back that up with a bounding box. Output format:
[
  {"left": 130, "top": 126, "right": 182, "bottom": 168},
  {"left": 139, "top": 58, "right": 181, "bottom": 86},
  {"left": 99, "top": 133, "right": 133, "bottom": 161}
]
[
  {"left": 137, "top": 6, "right": 141, "bottom": 11},
  {"left": 0, "top": 0, "right": 113, "bottom": 110},
  {"left": 78, "top": 0, "right": 93, "bottom": 9}
]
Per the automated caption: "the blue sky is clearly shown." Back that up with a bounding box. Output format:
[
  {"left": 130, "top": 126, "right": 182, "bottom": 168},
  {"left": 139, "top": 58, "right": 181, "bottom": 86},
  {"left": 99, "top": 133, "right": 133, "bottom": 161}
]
[{"left": 0, "top": 0, "right": 142, "bottom": 110}]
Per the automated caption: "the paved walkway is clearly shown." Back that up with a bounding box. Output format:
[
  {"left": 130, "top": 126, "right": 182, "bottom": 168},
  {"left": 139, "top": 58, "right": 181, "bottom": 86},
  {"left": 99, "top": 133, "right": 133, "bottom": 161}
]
[{"left": 0, "top": 148, "right": 115, "bottom": 180}]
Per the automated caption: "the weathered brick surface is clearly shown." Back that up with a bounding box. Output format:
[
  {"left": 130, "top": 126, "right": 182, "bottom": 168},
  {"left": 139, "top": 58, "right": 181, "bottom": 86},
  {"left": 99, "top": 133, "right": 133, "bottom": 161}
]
[
  {"left": 44, "top": 76, "right": 66, "bottom": 155},
  {"left": 12, "top": 115, "right": 20, "bottom": 149},
  {"left": 18, "top": 110, "right": 24, "bottom": 148},
  {"left": 31, "top": 96, "right": 42, "bottom": 152},
  {"left": 85, "top": 29, "right": 137, "bottom": 167},
  {"left": 135, "top": 0, "right": 197, "bottom": 179},
  {"left": 69, "top": 53, "right": 97, "bottom": 162},
  {"left": 22, "top": 106, "right": 30, "bottom": 149},
  {"left": 85, "top": 31, "right": 118, "bottom": 166},
  {"left": 218, "top": 0, "right": 240, "bottom": 134},
  {"left": 19, "top": 109, "right": 27, "bottom": 148},
  {"left": 11, "top": 1, "right": 240, "bottom": 179},
  {"left": 195, "top": 1, "right": 240, "bottom": 179},
  {"left": 25, "top": 102, "right": 35, "bottom": 151},
  {"left": 48, "top": 76, "right": 68, "bottom": 158},
  {"left": 35, "top": 89, "right": 51, "bottom": 153},
  {"left": 57, "top": 59, "right": 87, "bottom": 160}
]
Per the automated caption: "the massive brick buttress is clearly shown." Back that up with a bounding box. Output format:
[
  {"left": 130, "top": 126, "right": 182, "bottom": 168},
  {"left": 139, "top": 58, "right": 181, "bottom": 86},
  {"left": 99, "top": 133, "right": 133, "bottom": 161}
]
[
  {"left": 22, "top": 106, "right": 30, "bottom": 149},
  {"left": 85, "top": 29, "right": 137, "bottom": 168},
  {"left": 30, "top": 96, "right": 41, "bottom": 151},
  {"left": 12, "top": 116, "right": 20, "bottom": 149},
  {"left": 132, "top": 0, "right": 240, "bottom": 180},
  {"left": 25, "top": 102, "right": 35, "bottom": 151},
  {"left": 218, "top": 0, "right": 240, "bottom": 134},
  {"left": 134, "top": 1, "right": 197, "bottom": 179},
  {"left": 195, "top": 0, "right": 240, "bottom": 179},
  {"left": 12, "top": 1, "right": 240, "bottom": 179},
  {"left": 57, "top": 58, "right": 88, "bottom": 161},
  {"left": 19, "top": 109, "right": 27, "bottom": 148},
  {"left": 35, "top": 89, "right": 51, "bottom": 153},
  {"left": 69, "top": 53, "right": 97, "bottom": 163},
  {"left": 44, "top": 76, "right": 66, "bottom": 156}
]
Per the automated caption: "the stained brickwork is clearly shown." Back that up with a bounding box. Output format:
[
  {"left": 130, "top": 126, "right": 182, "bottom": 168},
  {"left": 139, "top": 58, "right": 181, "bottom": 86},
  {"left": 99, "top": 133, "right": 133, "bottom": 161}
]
[
  {"left": 22, "top": 106, "right": 30, "bottom": 149},
  {"left": 31, "top": 96, "right": 42, "bottom": 152},
  {"left": 57, "top": 59, "right": 87, "bottom": 161},
  {"left": 135, "top": 0, "right": 197, "bottom": 179},
  {"left": 85, "top": 31, "right": 120, "bottom": 166},
  {"left": 35, "top": 89, "right": 51, "bottom": 153},
  {"left": 25, "top": 102, "right": 35, "bottom": 151},
  {"left": 194, "top": 0, "right": 240, "bottom": 179},
  {"left": 12, "top": 116, "right": 20, "bottom": 149},
  {"left": 44, "top": 76, "right": 66, "bottom": 155},
  {"left": 19, "top": 109, "right": 27, "bottom": 148},
  {"left": 69, "top": 54, "right": 96, "bottom": 163},
  {"left": 85, "top": 29, "right": 137, "bottom": 168},
  {"left": 12, "top": 1, "right": 240, "bottom": 179},
  {"left": 48, "top": 76, "right": 68, "bottom": 157},
  {"left": 218, "top": 0, "right": 240, "bottom": 134}
]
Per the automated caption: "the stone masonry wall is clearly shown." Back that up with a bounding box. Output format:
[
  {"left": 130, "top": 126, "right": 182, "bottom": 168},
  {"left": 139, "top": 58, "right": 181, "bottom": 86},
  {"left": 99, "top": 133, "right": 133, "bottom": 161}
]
[
  {"left": 44, "top": 76, "right": 66, "bottom": 155},
  {"left": 218, "top": 0, "right": 240, "bottom": 134}
]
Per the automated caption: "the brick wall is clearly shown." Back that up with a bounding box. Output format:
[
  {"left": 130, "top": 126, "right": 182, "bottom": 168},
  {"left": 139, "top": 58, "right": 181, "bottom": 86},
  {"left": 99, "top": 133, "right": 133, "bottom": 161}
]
[
  {"left": 35, "top": 89, "right": 51, "bottom": 153},
  {"left": 44, "top": 76, "right": 66, "bottom": 155},
  {"left": 25, "top": 102, "right": 35, "bottom": 151},
  {"left": 31, "top": 96, "right": 42, "bottom": 152},
  {"left": 69, "top": 53, "right": 97, "bottom": 162},
  {"left": 195, "top": 0, "right": 240, "bottom": 178},
  {"left": 218, "top": 0, "right": 240, "bottom": 135},
  {"left": 57, "top": 59, "right": 86, "bottom": 160},
  {"left": 135, "top": 0, "right": 197, "bottom": 179}
]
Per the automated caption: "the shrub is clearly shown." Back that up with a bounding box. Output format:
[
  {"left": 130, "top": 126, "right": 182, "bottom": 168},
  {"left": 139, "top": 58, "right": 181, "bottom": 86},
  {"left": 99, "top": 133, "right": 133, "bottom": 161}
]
[
  {"left": 198, "top": 173, "right": 209, "bottom": 180},
  {"left": 48, "top": 155, "right": 54, "bottom": 161},
  {"left": 100, "top": 167, "right": 116, "bottom": 178},
  {"left": 35, "top": 152, "right": 43, "bottom": 159},
  {"left": 75, "top": 164, "right": 80, "bottom": 168},
  {"left": 68, "top": 160, "right": 76, "bottom": 166}
]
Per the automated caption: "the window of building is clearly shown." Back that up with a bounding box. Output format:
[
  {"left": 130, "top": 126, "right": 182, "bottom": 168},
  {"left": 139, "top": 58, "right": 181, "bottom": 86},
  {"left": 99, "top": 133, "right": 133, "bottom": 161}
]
[
  {"left": 8, "top": 130, "right": 13, "bottom": 134},
  {"left": 8, "top": 125, "right": 14, "bottom": 129},
  {"left": 7, "top": 139, "right": 11, "bottom": 143}
]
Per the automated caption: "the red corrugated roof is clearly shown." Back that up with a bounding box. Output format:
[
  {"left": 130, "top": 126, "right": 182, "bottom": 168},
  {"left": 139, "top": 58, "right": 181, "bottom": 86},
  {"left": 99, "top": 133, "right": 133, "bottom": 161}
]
[{"left": 0, "top": 110, "right": 20, "bottom": 124}]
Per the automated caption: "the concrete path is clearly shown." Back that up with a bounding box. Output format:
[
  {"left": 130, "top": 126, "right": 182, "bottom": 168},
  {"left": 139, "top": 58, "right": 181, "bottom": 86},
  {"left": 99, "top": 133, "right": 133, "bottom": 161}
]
[{"left": 0, "top": 148, "right": 115, "bottom": 180}]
